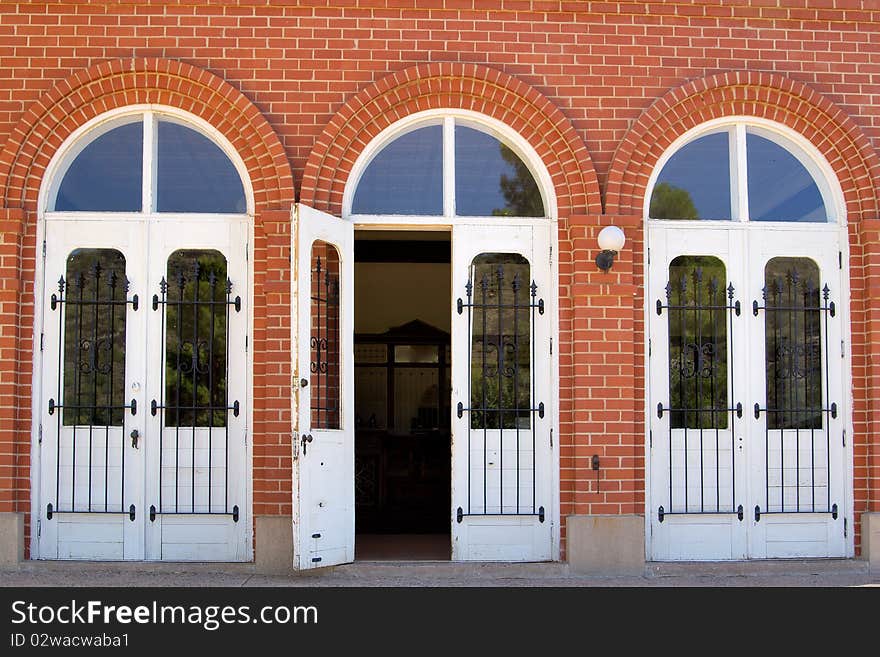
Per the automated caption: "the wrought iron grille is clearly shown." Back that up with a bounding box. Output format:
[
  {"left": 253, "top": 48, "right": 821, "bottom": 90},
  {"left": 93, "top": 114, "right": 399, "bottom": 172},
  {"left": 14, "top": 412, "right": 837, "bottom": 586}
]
[
  {"left": 752, "top": 258, "right": 838, "bottom": 521},
  {"left": 150, "top": 250, "right": 240, "bottom": 521},
  {"left": 655, "top": 257, "right": 743, "bottom": 522},
  {"left": 310, "top": 246, "right": 340, "bottom": 429},
  {"left": 455, "top": 254, "right": 545, "bottom": 522},
  {"left": 47, "top": 249, "right": 138, "bottom": 519}
]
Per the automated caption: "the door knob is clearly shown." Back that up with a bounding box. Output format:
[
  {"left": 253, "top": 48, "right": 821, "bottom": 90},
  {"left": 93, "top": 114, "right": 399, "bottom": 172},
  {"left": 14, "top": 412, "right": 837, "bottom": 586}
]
[
  {"left": 301, "top": 433, "right": 313, "bottom": 454},
  {"left": 131, "top": 429, "right": 139, "bottom": 449}
]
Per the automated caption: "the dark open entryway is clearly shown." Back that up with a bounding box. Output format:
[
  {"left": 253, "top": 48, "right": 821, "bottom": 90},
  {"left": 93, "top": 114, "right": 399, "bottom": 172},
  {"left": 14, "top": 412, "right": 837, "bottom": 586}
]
[{"left": 353, "top": 230, "right": 452, "bottom": 560}]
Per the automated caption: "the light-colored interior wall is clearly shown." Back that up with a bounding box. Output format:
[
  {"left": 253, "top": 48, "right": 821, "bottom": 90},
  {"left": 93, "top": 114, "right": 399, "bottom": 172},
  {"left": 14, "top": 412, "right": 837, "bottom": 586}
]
[{"left": 355, "top": 262, "right": 450, "bottom": 334}]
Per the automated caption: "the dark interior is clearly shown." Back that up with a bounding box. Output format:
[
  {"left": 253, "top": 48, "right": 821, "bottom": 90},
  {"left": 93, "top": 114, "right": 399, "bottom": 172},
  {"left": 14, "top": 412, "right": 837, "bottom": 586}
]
[{"left": 353, "top": 232, "right": 452, "bottom": 560}]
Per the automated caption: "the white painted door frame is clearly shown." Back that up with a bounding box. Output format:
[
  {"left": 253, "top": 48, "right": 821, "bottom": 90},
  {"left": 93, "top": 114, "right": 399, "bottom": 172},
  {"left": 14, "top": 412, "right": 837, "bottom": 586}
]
[
  {"left": 290, "top": 212, "right": 560, "bottom": 564},
  {"left": 35, "top": 214, "right": 252, "bottom": 561},
  {"left": 646, "top": 220, "right": 852, "bottom": 560}
]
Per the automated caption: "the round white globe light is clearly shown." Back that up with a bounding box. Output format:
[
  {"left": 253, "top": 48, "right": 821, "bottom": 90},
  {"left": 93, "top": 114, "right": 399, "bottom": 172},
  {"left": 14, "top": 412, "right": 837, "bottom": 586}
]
[{"left": 597, "top": 225, "right": 626, "bottom": 252}]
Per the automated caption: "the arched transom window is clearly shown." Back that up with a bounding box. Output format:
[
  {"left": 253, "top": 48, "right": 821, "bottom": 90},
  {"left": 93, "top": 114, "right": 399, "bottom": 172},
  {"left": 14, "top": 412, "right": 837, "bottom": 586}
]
[
  {"left": 647, "top": 120, "right": 839, "bottom": 223},
  {"left": 346, "top": 113, "right": 550, "bottom": 219},
  {"left": 46, "top": 111, "right": 248, "bottom": 215}
]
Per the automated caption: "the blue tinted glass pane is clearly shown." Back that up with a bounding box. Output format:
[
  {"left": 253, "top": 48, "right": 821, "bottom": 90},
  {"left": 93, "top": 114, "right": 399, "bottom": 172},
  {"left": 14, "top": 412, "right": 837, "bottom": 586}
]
[
  {"left": 55, "top": 122, "right": 143, "bottom": 212},
  {"left": 455, "top": 126, "right": 544, "bottom": 217},
  {"left": 650, "top": 132, "right": 731, "bottom": 220},
  {"left": 747, "top": 133, "right": 827, "bottom": 222},
  {"left": 157, "top": 122, "right": 246, "bottom": 213},
  {"left": 351, "top": 125, "right": 443, "bottom": 215}
]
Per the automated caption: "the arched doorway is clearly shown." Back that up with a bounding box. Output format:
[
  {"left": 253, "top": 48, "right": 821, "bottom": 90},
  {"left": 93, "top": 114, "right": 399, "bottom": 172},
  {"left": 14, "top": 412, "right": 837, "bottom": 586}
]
[
  {"left": 294, "top": 110, "right": 559, "bottom": 566},
  {"left": 645, "top": 117, "right": 851, "bottom": 560},
  {"left": 35, "top": 107, "right": 252, "bottom": 561}
]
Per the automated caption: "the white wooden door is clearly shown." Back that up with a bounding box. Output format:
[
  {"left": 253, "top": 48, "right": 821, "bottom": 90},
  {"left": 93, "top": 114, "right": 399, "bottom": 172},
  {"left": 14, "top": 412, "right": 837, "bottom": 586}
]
[
  {"left": 648, "top": 223, "right": 848, "bottom": 560},
  {"left": 293, "top": 203, "right": 355, "bottom": 569},
  {"left": 38, "top": 217, "right": 249, "bottom": 561},
  {"left": 745, "top": 227, "right": 847, "bottom": 558},
  {"left": 39, "top": 218, "right": 147, "bottom": 560},
  {"left": 450, "top": 223, "right": 553, "bottom": 561},
  {"left": 143, "top": 218, "right": 249, "bottom": 561}
]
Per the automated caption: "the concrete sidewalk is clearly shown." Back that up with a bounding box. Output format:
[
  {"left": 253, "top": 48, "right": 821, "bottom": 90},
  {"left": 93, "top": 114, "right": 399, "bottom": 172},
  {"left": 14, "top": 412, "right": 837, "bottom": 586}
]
[{"left": 1, "top": 558, "right": 877, "bottom": 587}]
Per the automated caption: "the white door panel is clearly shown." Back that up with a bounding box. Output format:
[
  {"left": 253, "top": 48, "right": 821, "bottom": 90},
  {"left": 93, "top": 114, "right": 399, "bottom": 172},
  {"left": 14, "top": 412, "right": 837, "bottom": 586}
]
[
  {"left": 293, "top": 203, "right": 354, "bottom": 569},
  {"left": 648, "top": 225, "right": 748, "bottom": 561},
  {"left": 39, "top": 219, "right": 147, "bottom": 560},
  {"left": 745, "top": 231, "right": 846, "bottom": 558},
  {"left": 144, "top": 219, "right": 249, "bottom": 561},
  {"left": 451, "top": 223, "right": 553, "bottom": 562}
]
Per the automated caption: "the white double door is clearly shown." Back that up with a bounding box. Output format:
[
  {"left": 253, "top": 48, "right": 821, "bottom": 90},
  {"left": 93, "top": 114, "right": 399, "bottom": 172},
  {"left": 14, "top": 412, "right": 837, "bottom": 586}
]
[
  {"left": 293, "top": 206, "right": 555, "bottom": 568},
  {"left": 38, "top": 216, "right": 249, "bottom": 560},
  {"left": 648, "top": 222, "right": 849, "bottom": 560}
]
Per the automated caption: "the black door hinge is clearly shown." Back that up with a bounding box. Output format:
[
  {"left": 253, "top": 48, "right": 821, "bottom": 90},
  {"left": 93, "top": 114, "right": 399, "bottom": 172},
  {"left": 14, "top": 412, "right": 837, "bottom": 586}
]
[
  {"left": 40, "top": 333, "right": 44, "bottom": 351},
  {"left": 839, "top": 251, "right": 843, "bottom": 269}
]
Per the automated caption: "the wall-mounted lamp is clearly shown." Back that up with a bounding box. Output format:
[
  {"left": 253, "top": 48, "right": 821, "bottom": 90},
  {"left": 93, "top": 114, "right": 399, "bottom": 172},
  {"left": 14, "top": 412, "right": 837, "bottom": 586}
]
[{"left": 595, "top": 225, "right": 626, "bottom": 271}]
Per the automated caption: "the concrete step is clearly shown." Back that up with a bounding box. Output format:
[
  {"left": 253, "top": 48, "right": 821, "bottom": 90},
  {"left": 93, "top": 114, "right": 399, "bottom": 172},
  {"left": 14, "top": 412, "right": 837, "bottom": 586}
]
[
  {"left": 647, "top": 558, "right": 869, "bottom": 578},
  {"left": 328, "top": 560, "right": 571, "bottom": 579}
]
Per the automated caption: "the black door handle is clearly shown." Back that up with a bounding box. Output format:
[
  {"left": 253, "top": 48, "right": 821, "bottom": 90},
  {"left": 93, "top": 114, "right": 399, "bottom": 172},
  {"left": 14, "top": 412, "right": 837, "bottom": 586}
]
[{"left": 301, "top": 433, "right": 313, "bottom": 454}]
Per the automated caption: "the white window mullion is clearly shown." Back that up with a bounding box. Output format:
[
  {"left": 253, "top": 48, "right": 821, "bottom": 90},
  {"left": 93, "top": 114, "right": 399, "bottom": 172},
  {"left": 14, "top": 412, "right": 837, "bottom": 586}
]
[
  {"left": 142, "top": 112, "right": 157, "bottom": 213},
  {"left": 734, "top": 124, "right": 749, "bottom": 222},
  {"left": 443, "top": 116, "right": 455, "bottom": 219}
]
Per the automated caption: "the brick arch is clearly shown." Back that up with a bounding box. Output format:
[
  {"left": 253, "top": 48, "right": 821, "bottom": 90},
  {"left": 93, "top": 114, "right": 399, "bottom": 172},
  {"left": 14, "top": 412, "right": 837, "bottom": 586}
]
[
  {"left": 605, "top": 71, "right": 880, "bottom": 221},
  {"left": 300, "top": 62, "right": 601, "bottom": 218},
  {"left": 0, "top": 58, "right": 294, "bottom": 213}
]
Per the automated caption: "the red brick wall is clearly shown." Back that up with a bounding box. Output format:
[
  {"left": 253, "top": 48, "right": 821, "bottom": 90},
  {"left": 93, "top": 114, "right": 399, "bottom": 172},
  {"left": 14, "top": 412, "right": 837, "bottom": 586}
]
[{"left": 0, "top": 1, "right": 878, "bottom": 559}]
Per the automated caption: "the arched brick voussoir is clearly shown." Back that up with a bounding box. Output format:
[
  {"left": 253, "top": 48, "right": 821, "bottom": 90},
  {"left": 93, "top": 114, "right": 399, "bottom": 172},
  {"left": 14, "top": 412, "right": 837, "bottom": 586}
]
[
  {"left": 0, "top": 58, "right": 294, "bottom": 215},
  {"left": 300, "top": 63, "right": 601, "bottom": 220},
  {"left": 606, "top": 71, "right": 880, "bottom": 222}
]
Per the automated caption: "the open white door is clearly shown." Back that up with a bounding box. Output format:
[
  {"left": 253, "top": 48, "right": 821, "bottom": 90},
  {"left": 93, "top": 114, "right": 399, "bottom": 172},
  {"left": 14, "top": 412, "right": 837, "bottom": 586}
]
[{"left": 293, "top": 203, "right": 354, "bottom": 569}]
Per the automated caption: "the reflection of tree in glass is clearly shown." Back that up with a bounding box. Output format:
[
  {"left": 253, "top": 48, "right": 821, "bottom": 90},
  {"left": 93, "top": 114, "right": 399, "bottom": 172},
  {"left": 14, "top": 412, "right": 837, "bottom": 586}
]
[
  {"left": 492, "top": 144, "right": 544, "bottom": 217},
  {"left": 763, "top": 258, "right": 823, "bottom": 430},
  {"left": 62, "top": 250, "right": 128, "bottom": 426},
  {"left": 165, "top": 250, "right": 229, "bottom": 428},
  {"left": 650, "top": 182, "right": 699, "bottom": 220},
  {"left": 667, "top": 256, "right": 729, "bottom": 429},
  {"left": 469, "top": 254, "right": 532, "bottom": 430}
]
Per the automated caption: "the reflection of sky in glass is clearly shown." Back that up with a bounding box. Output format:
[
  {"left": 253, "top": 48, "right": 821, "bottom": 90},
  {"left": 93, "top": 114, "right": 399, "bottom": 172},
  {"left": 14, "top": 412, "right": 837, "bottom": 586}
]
[
  {"left": 157, "top": 122, "right": 246, "bottom": 213},
  {"left": 55, "top": 122, "right": 143, "bottom": 211},
  {"left": 454, "top": 126, "right": 543, "bottom": 216},
  {"left": 655, "top": 132, "right": 731, "bottom": 220},
  {"left": 747, "top": 133, "right": 826, "bottom": 222},
  {"left": 352, "top": 125, "right": 443, "bottom": 215}
]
